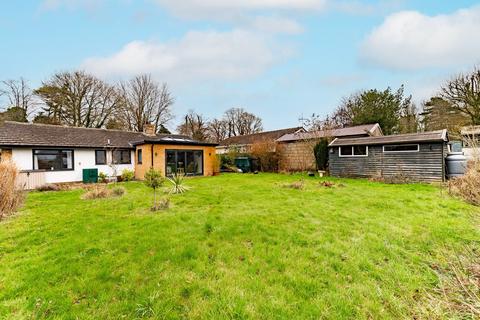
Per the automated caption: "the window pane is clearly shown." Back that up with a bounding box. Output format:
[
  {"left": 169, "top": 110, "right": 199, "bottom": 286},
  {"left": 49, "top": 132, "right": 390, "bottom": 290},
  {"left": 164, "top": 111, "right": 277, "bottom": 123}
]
[
  {"left": 340, "top": 146, "right": 352, "bottom": 156},
  {"left": 176, "top": 151, "right": 186, "bottom": 175},
  {"left": 113, "top": 149, "right": 131, "bottom": 164},
  {"left": 95, "top": 150, "right": 106, "bottom": 165},
  {"left": 194, "top": 151, "right": 203, "bottom": 174},
  {"left": 185, "top": 151, "right": 195, "bottom": 175},
  {"left": 34, "top": 149, "right": 73, "bottom": 171},
  {"left": 354, "top": 145, "right": 367, "bottom": 155},
  {"left": 383, "top": 144, "right": 419, "bottom": 152},
  {"left": 137, "top": 150, "right": 142, "bottom": 164},
  {"left": 166, "top": 151, "right": 176, "bottom": 175}
]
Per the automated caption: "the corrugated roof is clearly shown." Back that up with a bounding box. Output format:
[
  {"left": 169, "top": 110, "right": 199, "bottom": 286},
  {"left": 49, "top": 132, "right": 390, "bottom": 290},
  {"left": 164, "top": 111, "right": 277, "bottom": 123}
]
[
  {"left": 276, "top": 123, "right": 380, "bottom": 142},
  {"left": 328, "top": 130, "right": 448, "bottom": 146},
  {"left": 0, "top": 121, "right": 215, "bottom": 148},
  {"left": 219, "top": 127, "right": 304, "bottom": 146}
]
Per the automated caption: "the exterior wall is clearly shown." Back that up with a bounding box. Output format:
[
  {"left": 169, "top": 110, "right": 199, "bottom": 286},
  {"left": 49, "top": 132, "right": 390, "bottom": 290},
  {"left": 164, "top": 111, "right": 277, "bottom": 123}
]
[
  {"left": 11, "top": 147, "right": 135, "bottom": 184},
  {"left": 329, "top": 143, "right": 446, "bottom": 182},
  {"left": 277, "top": 141, "right": 316, "bottom": 172},
  {"left": 135, "top": 144, "right": 217, "bottom": 179}
]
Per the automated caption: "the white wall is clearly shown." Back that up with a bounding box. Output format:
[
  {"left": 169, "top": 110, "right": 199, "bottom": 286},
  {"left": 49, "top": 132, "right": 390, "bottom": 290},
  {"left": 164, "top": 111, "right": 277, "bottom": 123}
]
[{"left": 12, "top": 147, "right": 135, "bottom": 184}]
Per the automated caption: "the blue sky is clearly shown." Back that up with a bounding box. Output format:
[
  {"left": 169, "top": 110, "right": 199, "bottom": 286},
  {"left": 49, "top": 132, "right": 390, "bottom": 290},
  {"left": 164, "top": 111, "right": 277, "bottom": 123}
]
[{"left": 1, "top": 0, "right": 479, "bottom": 131}]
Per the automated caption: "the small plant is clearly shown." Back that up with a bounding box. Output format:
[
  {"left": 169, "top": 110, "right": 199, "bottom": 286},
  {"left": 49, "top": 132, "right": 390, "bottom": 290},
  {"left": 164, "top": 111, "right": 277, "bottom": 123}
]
[
  {"left": 167, "top": 173, "right": 190, "bottom": 194},
  {"left": 144, "top": 168, "right": 165, "bottom": 208},
  {"left": 282, "top": 179, "right": 305, "bottom": 190},
  {"left": 151, "top": 197, "right": 170, "bottom": 211},
  {"left": 121, "top": 169, "right": 135, "bottom": 182},
  {"left": 111, "top": 186, "right": 126, "bottom": 197},
  {"left": 37, "top": 184, "right": 60, "bottom": 192},
  {"left": 98, "top": 172, "right": 107, "bottom": 184},
  {"left": 81, "top": 186, "right": 111, "bottom": 200}
]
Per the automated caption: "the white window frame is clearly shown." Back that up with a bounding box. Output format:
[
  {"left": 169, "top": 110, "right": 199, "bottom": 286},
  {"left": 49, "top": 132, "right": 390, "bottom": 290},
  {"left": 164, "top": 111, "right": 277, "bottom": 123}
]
[
  {"left": 338, "top": 145, "right": 369, "bottom": 157},
  {"left": 383, "top": 144, "right": 420, "bottom": 153}
]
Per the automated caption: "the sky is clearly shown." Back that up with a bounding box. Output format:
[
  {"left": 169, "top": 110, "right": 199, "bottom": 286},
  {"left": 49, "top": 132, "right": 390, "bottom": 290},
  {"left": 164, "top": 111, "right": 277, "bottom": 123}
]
[{"left": 1, "top": 0, "right": 480, "bottom": 132}]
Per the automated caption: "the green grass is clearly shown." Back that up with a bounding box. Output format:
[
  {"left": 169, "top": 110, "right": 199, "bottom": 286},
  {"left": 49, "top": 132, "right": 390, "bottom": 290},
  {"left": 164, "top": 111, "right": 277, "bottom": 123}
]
[{"left": 0, "top": 174, "right": 479, "bottom": 319}]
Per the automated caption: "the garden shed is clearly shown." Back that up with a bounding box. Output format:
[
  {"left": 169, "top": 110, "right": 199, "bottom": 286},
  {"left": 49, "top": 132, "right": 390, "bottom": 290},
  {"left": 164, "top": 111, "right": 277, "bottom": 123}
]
[{"left": 328, "top": 130, "right": 449, "bottom": 182}]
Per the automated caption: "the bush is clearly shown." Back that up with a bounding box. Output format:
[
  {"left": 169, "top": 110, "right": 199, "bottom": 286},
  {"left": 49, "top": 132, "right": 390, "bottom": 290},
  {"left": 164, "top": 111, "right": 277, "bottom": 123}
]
[
  {"left": 82, "top": 186, "right": 112, "bottom": 200},
  {"left": 314, "top": 139, "right": 329, "bottom": 171},
  {"left": 37, "top": 184, "right": 60, "bottom": 192},
  {"left": 151, "top": 197, "right": 170, "bottom": 211},
  {"left": 0, "top": 161, "right": 24, "bottom": 219},
  {"left": 98, "top": 172, "right": 107, "bottom": 183},
  {"left": 121, "top": 169, "right": 135, "bottom": 182},
  {"left": 168, "top": 173, "right": 190, "bottom": 194},
  {"left": 112, "top": 186, "right": 126, "bottom": 197},
  {"left": 449, "top": 159, "right": 480, "bottom": 206},
  {"left": 250, "top": 140, "right": 278, "bottom": 172}
]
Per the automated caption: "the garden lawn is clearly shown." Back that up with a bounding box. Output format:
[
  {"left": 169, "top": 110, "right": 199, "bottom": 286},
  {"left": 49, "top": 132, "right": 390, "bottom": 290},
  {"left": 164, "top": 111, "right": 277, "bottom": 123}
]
[{"left": 0, "top": 174, "right": 479, "bottom": 319}]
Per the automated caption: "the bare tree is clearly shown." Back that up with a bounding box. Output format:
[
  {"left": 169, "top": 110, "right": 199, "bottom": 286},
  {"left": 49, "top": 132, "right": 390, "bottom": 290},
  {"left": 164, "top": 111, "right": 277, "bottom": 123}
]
[
  {"left": 207, "top": 118, "right": 229, "bottom": 143},
  {"left": 441, "top": 67, "right": 480, "bottom": 125},
  {"left": 34, "top": 71, "right": 120, "bottom": 128},
  {"left": 0, "top": 78, "right": 36, "bottom": 119},
  {"left": 177, "top": 110, "right": 208, "bottom": 141},
  {"left": 224, "top": 107, "right": 263, "bottom": 137},
  {"left": 118, "top": 74, "right": 174, "bottom": 133}
]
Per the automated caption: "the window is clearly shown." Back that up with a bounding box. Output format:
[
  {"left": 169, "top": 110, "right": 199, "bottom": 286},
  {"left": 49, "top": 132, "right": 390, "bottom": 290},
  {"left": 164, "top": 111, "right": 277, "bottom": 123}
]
[
  {"left": 383, "top": 144, "right": 419, "bottom": 153},
  {"left": 165, "top": 150, "right": 203, "bottom": 176},
  {"left": 95, "top": 150, "right": 106, "bottom": 165},
  {"left": 339, "top": 145, "right": 368, "bottom": 157},
  {"left": 33, "top": 149, "right": 73, "bottom": 171},
  {"left": 137, "top": 149, "right": 142, "bottom": 164},
  {"left": 112, "top": 149, "right": 131, "bottom": 164}
]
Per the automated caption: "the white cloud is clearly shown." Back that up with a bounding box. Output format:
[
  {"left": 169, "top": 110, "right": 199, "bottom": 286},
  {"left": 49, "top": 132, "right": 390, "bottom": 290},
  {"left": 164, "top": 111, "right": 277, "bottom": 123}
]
[
  {"left": 155, "top": 0, "right": 327, "bottom": 19},
  {"left": 360, "top": 6, "right": 480, "bottom": 70},
  {"left": 249, "top": 16, "right": 304, "bottom": 34},
  {"left": 82, "top": 29, "right": 292, "bottom": 83}
]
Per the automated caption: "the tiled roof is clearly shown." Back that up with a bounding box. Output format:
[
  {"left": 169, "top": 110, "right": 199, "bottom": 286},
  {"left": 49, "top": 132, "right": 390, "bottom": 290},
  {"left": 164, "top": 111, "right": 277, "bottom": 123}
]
[
  {"left": 219, "top": 127, "right": 304, "bottom": 146},
  {"left": 276, "top": 123, "right": 381, "bottom": 142},
  {"left": 0, "top": 121, "right": 216, "bottom": 148},
  {"left": 329, "top": 130, "right": 448, "bottom": 146}
]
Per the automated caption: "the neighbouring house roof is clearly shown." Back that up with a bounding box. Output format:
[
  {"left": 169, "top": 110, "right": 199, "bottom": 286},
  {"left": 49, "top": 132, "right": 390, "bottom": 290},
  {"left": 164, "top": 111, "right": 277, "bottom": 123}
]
[
  {"left": 218, "top": 127, "right": 304, "bottom": 147},
  {"left": 0, "top": 121, "right": 215, "bottom": 149},
  {"left": 328, "top": 129, "right": 448, "bottom": 147},
  {"left": 276, "top": 123, "right": 382, "bottom": 142}
]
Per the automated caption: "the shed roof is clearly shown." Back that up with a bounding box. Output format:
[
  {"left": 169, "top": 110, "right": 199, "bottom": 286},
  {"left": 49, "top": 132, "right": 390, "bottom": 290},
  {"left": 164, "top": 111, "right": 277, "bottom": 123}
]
[
  {"left": 328, "top": 129, "right": 448, "bottom": 147},
  {"left": 219, "top": 127, "right": 304, "bottom": 146},
  {"left": 276, "top": 123, "right": 381, "bottom": 142},
  {"left": 0, "top": 121, "right": 215, "bottom": 148}
]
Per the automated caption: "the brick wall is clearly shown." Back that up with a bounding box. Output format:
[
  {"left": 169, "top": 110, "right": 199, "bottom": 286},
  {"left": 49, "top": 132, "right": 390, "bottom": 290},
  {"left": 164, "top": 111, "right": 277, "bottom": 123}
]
[{"left": 277, "top": 141, "right": 316, "bottom": 172}]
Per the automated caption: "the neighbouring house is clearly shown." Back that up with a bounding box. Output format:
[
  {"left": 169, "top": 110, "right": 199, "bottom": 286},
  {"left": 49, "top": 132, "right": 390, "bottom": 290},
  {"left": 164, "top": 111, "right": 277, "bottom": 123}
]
[
  {"left": 328, "top": 130, "right": 449, "bottom": 182},
  {"left": 276, "top": 123, "right": 383, "bottom": 171},
  {"left": 0, "top": 121, "right": 218, "bottom": 187},
  {"left": 216, "top": 127, "right": 305, "bottom": 155},
  {"left": 460, "top": 125, "right": 480, "bottom": 159}
]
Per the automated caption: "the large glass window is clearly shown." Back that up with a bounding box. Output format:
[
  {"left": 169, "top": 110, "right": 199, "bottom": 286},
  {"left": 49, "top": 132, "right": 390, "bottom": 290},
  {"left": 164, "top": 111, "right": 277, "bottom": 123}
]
[
  {"left": 112, "top": 149, "right": 131, "bottom": 164},
  {"left": 33, "top": 149, "right": 73, "bottom": 171},
  {"left": 339, "top": 145, "right": 368, "bottom": 157},
  {"left": 95, "top": 150, "right": 106, "bottom": 165},
  {"left": 137, "top": 149, "right": 142, "bottom": 164},
  {"left": 165, "top": 150, "right": 203, "bottom": 176}
]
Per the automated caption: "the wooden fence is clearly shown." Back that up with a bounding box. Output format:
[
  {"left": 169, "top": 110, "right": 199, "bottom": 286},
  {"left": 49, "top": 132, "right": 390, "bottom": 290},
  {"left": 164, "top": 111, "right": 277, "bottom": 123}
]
[{"left": 16, "top": 170, "right": 46, "bottom": 190}]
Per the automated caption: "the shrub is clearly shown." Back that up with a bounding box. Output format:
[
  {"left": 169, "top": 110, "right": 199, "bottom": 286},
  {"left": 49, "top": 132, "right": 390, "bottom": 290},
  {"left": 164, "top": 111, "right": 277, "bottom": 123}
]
[
  {"left": 144, "top": 168, "right": 165, "bottom": 207},
  {"left": 314, "top": 139, "right": 329, "bottom": 171},
  {"left": 168, "top": 173, "right": 190, "bottom": 194},
  {"left": 448, "top": 159, "right": 480, "bottom": 206},
  {"left": 82, "top": 186, "right": 112, "bottom": 200},
  {"left": 121, "top": 169, "right": 135, "bottom": 182},
  {"left": 151, "top": 197, "right": 170, "bottom": 211},
  {"left": 37, "top": 184, "right": 60, "bottom": 192},
  {"left": 112, "top": 186, "right": 126, "bottom": 197},
  {"left": 250, "top": 140, "right": 278, "bottom": 172},
  {"left": 98, "top": 172, "right": 107, "bottom": 183},
  {"left": 0, "top": 160, "right": 24, "bottom": 219}
]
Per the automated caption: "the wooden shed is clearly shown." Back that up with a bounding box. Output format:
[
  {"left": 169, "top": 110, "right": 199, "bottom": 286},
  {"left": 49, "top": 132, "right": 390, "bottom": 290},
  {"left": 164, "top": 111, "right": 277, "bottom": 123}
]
[{"left": 328, "top": 130, "right": 449, "bottom": 182}]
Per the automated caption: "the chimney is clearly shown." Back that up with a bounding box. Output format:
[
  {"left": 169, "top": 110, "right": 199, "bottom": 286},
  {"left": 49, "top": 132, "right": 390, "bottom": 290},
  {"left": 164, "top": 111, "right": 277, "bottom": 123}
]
[{"left": 144, "top": 123, "right": 156, "bottom": 136}]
